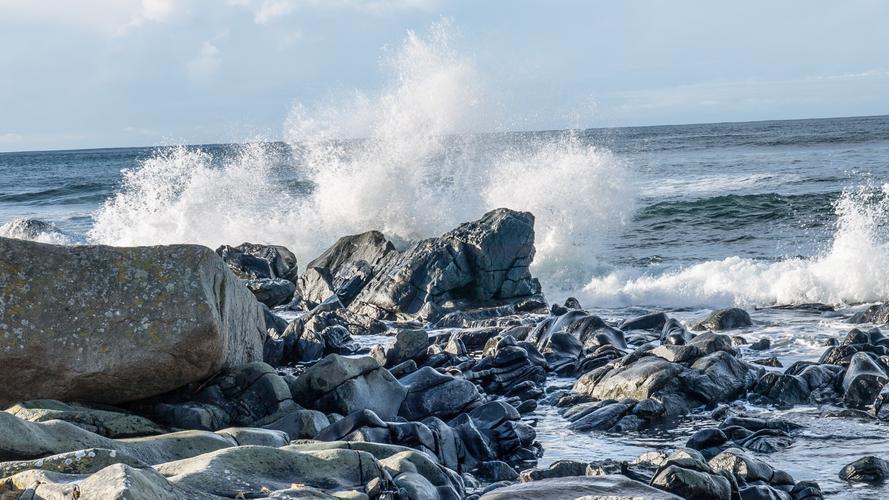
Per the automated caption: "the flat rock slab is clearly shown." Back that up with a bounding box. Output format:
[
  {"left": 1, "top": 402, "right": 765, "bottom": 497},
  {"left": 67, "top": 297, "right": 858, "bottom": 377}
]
[{"left": 479, "top": 475, "right": 681, "bottom": 499}]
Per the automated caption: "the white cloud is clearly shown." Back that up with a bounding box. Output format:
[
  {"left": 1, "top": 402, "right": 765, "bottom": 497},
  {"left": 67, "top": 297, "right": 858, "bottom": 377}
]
[
  {"left": 255, "top": 0, "right": 294, "bottom": 24},
  {"left": 186, "top": 41, "right": 223, "bottom": 83},
  {"left": 252, "top": 0, "right": 437, "bottom": 24}
]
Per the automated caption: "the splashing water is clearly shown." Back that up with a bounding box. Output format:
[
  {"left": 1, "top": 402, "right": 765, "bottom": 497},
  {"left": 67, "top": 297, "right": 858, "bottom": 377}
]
[
  {"left": 88, "top": 22, "right": 635, "bottom": 292},
  {"left": 582, "top": 183, "right": 889, "bottom": 308}
]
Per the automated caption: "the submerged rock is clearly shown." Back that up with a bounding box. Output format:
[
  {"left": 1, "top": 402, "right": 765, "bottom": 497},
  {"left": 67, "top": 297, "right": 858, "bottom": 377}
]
[
  {"left": 692, "top": 307, "right": 752, "bottom": 332},
  {"left": 0, "top": 237, "right": 266, "bottom": 406},
  {"left": 839, "top": 456, "right": 889, "bottom": 483}
]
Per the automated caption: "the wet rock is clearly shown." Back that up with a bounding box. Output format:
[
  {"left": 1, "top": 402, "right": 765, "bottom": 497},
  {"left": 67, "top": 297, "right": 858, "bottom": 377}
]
[
  {"left": 5, "top": 400, "right": 165, "bottom": 438},
  {"left": 850, "top": 303, "right": 889, "bottom": 324},
  {"left": 464, "top": 336, "right": 546, "bottom": 401},
  {"left": 519, "top": 459, "right": 591, "bottom": 481},
  {"left": 839, "top": 456, "right": 889, "bottom": 483},
  {"left": 692, "top": 307, "right": 752, "bottom": 332},
  {"left": 244, "top": 277, "right": 296, "bottom": 307},
  {"left": 621, "top": 312, "right": 669, "bottom": 332},
  {"left": 480, "top": 475, "right": 681, "bottom": 499},
  {"left": 841, "top": 352, "right": 889, "bottom": 409},
  {"left": 379, "top": 449, "right": 465, "bottom": 499},
  {"left": 650, "top": 449, "right": 734, "bottom": 500},
  {"left": 399, "top": 367, "right": 483, "bottom": 421},
  {"left": 0, "top": 238, "right": 266, "bottom": 406},
  {"left": 752, "top": 364, "right": 842, "bottom": 406},
  {"left": 350, "top": 208, "right": 540, "bottom": 320},
  {"left": 749, "top": 338, "right": 771, "bottom": 351},
  {"left": 216, "top": 242, "right": 298, "bottom": 282},
  {"left": 291, "top": 354, "right": 407, "bottom": 420},
  {"left": 751, "top": 357, "right": 783, "bottom": 367}
]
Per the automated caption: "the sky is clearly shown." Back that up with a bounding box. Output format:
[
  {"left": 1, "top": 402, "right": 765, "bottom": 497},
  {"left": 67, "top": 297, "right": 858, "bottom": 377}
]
[{"left": 1, "top": 0, "right": 888, "bottom": 152}]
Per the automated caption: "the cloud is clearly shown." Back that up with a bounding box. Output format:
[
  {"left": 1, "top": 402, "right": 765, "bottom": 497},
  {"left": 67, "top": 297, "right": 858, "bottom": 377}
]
[
  {"left": 0, "top": 132, "right": 24, "bottom": 144},
  {"left": 186, "top": 41, "right": 223, "bottom": 83},
  {"left": 117, "top": 0, "right": 182, "bottom": 35},
  {"left": 251, "top": 0, "right": 438, "bottom": 24}
]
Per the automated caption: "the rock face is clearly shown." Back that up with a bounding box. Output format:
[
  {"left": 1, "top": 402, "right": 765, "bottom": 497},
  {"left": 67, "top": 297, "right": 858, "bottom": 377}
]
[
  {"left": 0, "top": 238, "right": 266, "bottom": 406},
  {"left": 480, "top": 475, "right": 681, "bottom": 499},
  {"left": 350, "top": 209, "right": 540, "bottom": 320}
]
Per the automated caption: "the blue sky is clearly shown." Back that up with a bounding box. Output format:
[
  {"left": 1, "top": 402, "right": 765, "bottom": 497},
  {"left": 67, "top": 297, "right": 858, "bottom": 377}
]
[{"left": 1, "top": 0, "right": 888, "bottom": 152}]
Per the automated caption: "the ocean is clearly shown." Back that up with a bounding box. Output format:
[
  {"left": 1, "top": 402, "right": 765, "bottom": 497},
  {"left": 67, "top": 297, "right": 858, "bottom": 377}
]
[{"left": 3, "top": 115, "right": 889, "bottom": 496}]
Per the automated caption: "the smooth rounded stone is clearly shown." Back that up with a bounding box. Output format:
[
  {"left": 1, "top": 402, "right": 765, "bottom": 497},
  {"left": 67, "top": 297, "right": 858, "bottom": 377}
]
[
  {"left": 476, "top": 460, "right": 519, "bottom": 482},
  {"left": 216, "top": 242, "right": 299, "bottom": 282},
  {"left": 686, "top": 428, "right": 729, "bottom": 451},
  {"left": 752, "top": 364, "right": 842, "bottom": 406},
  {"left": 0, "top": 238, "right": 266, "bottom": 406},
  {"left": 245, "top": 277, "right": 297, "bottom": 307},
  {"left": 480, "top": 475, "right": 681, "bottom": 499},
  {"left": 1, "top": 463, "right": 216, "bottom": 500},
  {"left": 692, "top": 307, "right": 753, "bottom": 332},
  {"left": 154, "top": 445, "right": 385, "bottom": 497},
  {"left": 839, "top": 456, "right": 889, "bottom": 483},
  {"left": 375, "top": 329, "right": 432, "bottom": 367},
  {"left": 751, "top": 357, "right": 783, "bottom": 367},
  {"left": 567, "top": 402, "right": 633, "bottom": 432},
  {"left": 0, "top": 411, "right": 239, "bottom": 464},
  {"left": 399, "top": 367, "right": 482, "bottom": 421},
  {"left": 5, "top": 400, "right": 166, "bottom": 438},
  {"left": 621, "top": 312, "right": 669, "bottom": 332},
  {"left": 650, "top": 464, "right": 732, "bottom": 500},
  {"left": 379, "top": 450, "right": 465, "bottom": 499},
  {"left": 291, "top": 354, "right": 406, "bottom": 421},
  {"left": 0, "top": 447, "right": 148, "bottom": 477},
  {"left": 749, "top": 338, "right": 771, "bottom": 351},
  {"left": 721, "top": 416, "right": 804, "bottom": 434},
  {"left": 349, "top": 209, "right": 540, "bottom": 320},
  {"left": 841, "top": 351, "right": 889, "bottom": 409},
  {"left": 708, "top": 447, "right": 776, "bottom": 483},
  {"left": 263, "top": 409, "right": 331, "bottom": 440},
  {"left": 683, "top": 351, "right": 765, "bottom": 403}
]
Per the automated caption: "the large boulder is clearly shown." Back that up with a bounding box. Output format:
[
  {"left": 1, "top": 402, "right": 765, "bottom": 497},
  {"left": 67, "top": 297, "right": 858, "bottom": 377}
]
[
  {"left": 215, "top": 242, "right": 298, "bottom": 282},
  {"left": 480, "top": 475, "right": 681, "bottom": 499},
  {"left": 350, "top": 209, "right": 540, "bottom": 320},
  {"left": 0, "top": 238, "right": 266, "bottom": 406},
  {"left": 691, "top": 307, "right": 752, "bottom": 331}
]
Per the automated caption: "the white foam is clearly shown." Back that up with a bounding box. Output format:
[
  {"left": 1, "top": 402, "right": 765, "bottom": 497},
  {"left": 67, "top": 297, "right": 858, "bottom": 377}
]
[
  {"left": 89, "top": 22, "right": 635, "bottom": 292},
  {"left": 582, "top": 184, "right": 889, "bottom": 308},
  {"left": 0, "top": 218, "right": 79, "bottom": 245}
]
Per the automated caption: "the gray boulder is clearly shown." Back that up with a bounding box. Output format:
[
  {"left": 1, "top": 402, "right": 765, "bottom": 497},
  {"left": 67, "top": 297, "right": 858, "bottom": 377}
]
[
  {"left": 291, "top": 354, "right": 407, "bottom": 420},
  {"left": 0, "top": 237, "right": 266, "bottom": 406},
  {"left": 350, "top": 208, "right": 540, "bottom": 320},
  {"left": 215, "top": 242, "right": 298, "bottom": 282},
  {"left": 841, "top": 352, "right": 889, "bottom": 409},
  {"left": 692, "top": 307, "right": 752, "bottom": 331},
  {"left": 5, "top": 400, "right": 166, "bottom": 438},
  {"left": 399, "top": 367, "right": 483, "bottom": 421}
]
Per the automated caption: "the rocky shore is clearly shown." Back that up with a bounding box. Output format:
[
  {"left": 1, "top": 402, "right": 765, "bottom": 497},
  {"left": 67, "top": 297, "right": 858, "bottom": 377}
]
[{"left": 1, "top": 208, "right": 888, "bottom": 498}]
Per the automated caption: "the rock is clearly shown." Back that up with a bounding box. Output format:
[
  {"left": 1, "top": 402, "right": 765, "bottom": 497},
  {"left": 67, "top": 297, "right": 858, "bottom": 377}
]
[
  {"left": 375, "top": 329, "right": 432, "bottom": 368},
  {"left": 262, "top": 409, "right": 330, "bottom": 440},
  {"left": 692, "top": 307, "right": 752, "bottom": 331},
  {"left": 154, "top": 445, "right": 386, "bottom": 497},
  {"left": 143, "top": 362, "right": 298, "bottom": 431},
  {"left": 839, "top": 456, "right": 889, "bottom": 483},
  {"left": 621, "top": 312, "right": 669, "bottom": 332},
  {"left": 464, "top": 336, "right": 546, "bottom": 401},
  {"left": 0, "top": 238, "right": 266, "bottom": 406},
  {"left": 752, "top": 364, "right": 842, "bottom": 406},
  {"left": 298, "top": 230, "right": 396, "bottom": 307},
  {"left": 244, "top": 277, "right": 297, "bottom": 307},
  {"left": 480, "top": 475, "right": 681, "bottom": 499},
  {"left": 749, "top": 338, "right": 771, "bottom": 351},
  {"left": 292, "top": 354, "right": 407, "bottom": 421},
  {"left": 708, "top": 447, "right": 776, "bottom": 483},
  {"left": 5, "top": 400, "right": 165, "bottom": 438},
  {"left": 379, "top": 449, "right": 465, "bottom": 499},
  {"left": 850, "top": 303, "right": 889, "bottom": 324},
  {"left": 399, "top": 367, "right": 483, "bottom": 421},
  {"left": 519, "top": 460, "right": 591, "bottom": 481},
  {"left": 215, "top": 242, "right": 298, "bottom": 282},
  {"left": 0, "top": 448, "right": 148, "bottom": 477},
  {"left": 650, "top": 464, "right": 732, "bottom": 500},
  {"left": 842, "top": 352, "right": 889, "bottom": 409},
  {"left": 350, "top": 209, "right": 540, "bottom": 320},
  {"left": 0, "top": 463, "right": 216, "bottom": 499}
]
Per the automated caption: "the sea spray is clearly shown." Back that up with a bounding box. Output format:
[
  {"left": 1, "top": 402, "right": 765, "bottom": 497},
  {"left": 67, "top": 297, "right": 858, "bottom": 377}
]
[
  {"left": 581, "top": 183, "right": 889, "bottom": 308},
  {"left": 89, "top": 22, "right": 635, "bottom": 295}
]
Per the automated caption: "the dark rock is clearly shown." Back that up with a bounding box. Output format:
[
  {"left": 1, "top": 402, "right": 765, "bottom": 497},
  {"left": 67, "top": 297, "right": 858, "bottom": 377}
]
[
  {"left": 399, "top": 367, "right": 483, "bottom": 421},
  {"left": 350, "top": 208, "right": 540, "bottom": 320},
  {"left": 374, "top": 329, "right": 432, "bottom": 368},
  {"left": 477, "top": 460, "right": 519, "bottom": 482},
  {"left": 480, "top": 475, "right": 680, "bottom": 499},
  {"left": 841, "top": 352, "right": 889, "bottom": 409},
  {"left": 692, "top": 307, "right": 753, "bottom": 331},
  {"left": 850, "top": 303, "right": 889, "bottom": 324},
  {"left": 749, "top": 338, "right": 771, "bottom": 351},
  {"left": 839, "top": 456, "right": 889, "bottom": 483},
  {"left": 519, "top": 460, "right": 590, "bottom": 481},
  {"left": 216, "top": 242, "right": 298, "bottom": 282},
  {"left": 244, "top": 277, "right": 296, "bottom": 307},
  {"left": 622, "top": 312, "right": 669, "bottom": 332}
]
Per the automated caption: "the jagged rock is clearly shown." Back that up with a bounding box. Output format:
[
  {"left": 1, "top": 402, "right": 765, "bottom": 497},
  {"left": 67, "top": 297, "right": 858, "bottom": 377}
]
[
  {"left": 315, "top": 410, "right": 439, "bottom": 462},
  {"left": 850, "top": 303, "right": 889, "bottom": 324},
  {"left": 298, "top": 231, "right": 396, "bottom": 308},
  {"left": 480, "top": 475, "right": 681, "bottom": 499},
  {"left": 519, "top": 460, "right": 590, "bottom": 481},
  {"left": 0, "top": 238, "right": 266, "bottom": 406},
  {"left": 267, "top": 312, "right": 362, "bottom": 365},
  {"left": 292, "top": 355, "right": 407, "bottom": 420},
  {"left": 215, "top": 242, "right": 298, "bottom": 282},
  {"left": 752, "top": 363, "right": 842, "bottom": 406},
  {"left": 839, "top": 456, "right": 889, "bottom": 483},
  {"left": 650, "top": 449, "right": 733, "bottom": 500},
  {"left": 373, "top": 329, "right": 432, "bottom": 368},
  {"left": 350, "top": 209, "right": 540, "bottom": 320},
  {"left": 244, "top": 277, "right": 296, "bottom": 307},
  {"left": 465, "top": 336, "right": 546, "bottom": 401},
  {"left": 5, "top": 400, "right": 165, "bottom": 438},
  {"left": 399, "top": 367, "right": 483, "bottom": 421},
  {"left": 142, "top": 362, "right": 297, "bottom": 431},
  {"left": 692, "top": 307, "right": 752, "bottom": 331}
]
